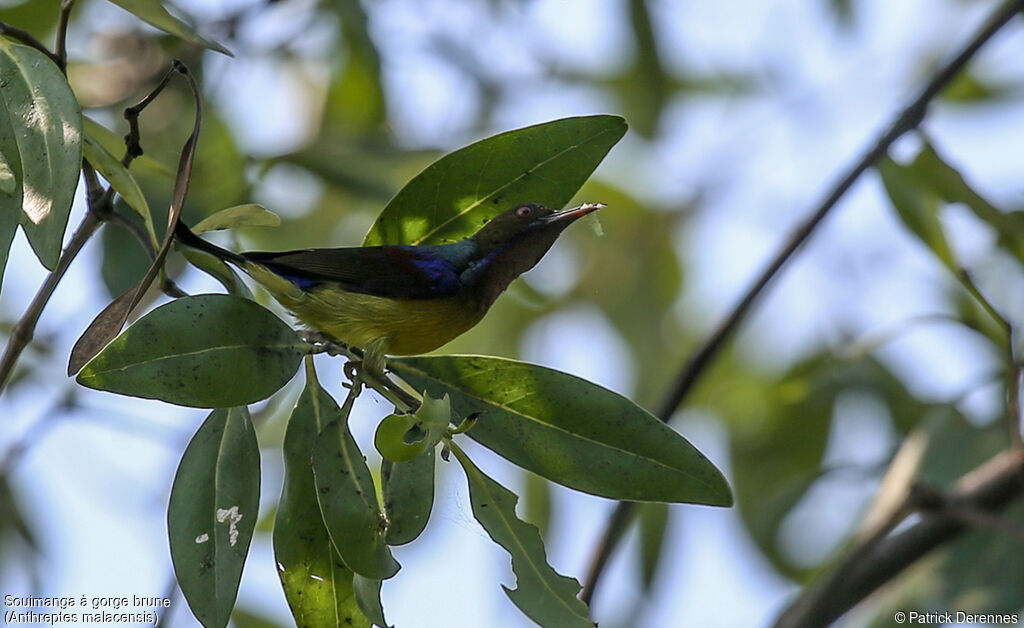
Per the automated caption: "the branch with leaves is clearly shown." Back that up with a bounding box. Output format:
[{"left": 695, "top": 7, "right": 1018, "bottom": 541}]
[{"left": 582, "top": 0, "right": 1024, "bottom": 609}]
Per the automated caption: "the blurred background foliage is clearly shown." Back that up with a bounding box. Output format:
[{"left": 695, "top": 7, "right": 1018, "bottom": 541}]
[{"left": 2, "top": 0, "right": 1024, "bottom": 626}]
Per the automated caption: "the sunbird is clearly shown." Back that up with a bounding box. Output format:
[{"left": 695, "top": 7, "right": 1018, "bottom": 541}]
[{"left": 173, "top": 202, "right": 603, "bottom": 371}]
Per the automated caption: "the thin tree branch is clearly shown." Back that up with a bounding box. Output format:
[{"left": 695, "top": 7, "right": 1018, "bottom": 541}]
[
  {"left": 0, "top": 21, "right": 61, "bottom": 67},
  {"left": 0, "top": 167, "right": 108, "bottom": 393},
  {"left": 773, "top": 448, "right": 1024, "bottom": 628},
  {"left": 580, "top": 0, "right": 1024, "bottom": 606},
  {"left": 55, "top": 0, "right": 76, "bottom": 71}
]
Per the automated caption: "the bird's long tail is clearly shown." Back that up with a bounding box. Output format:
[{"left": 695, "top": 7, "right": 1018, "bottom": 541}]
[{"left": 173, "top": 219, "right": 248, "bottom": 265}]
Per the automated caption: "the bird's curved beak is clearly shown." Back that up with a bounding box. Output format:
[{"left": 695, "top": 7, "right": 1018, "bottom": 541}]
[{"left": 539, "top": 203, "right": 606, "bottom": 224}]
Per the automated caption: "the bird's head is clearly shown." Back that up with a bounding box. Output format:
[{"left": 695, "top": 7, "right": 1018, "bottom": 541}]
[{"left": 465, "top": 202, "right": 603, "bottom": 306}]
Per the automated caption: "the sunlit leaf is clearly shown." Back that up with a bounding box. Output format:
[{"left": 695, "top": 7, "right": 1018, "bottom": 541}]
[
  {"left": 311, "top": 388, "right": 400, "bottom": 580},
  {"left": 450, "top": 443, "right": 595, "bottom": 628},
  {"left": 390, "top": 355, "right": 732, "bottom": 505},
  {"left": 82, "top": 130, "right": 158, "bottom": 246},
  {"left": 193, "top": 204, "right": 280, "bottom": 234},
  {"left": 373, "top": 393, "right": 450, "bottom": 463},
  {"left": 83, "top": 116, "right": 174, "bottom": 179},
  {"left": 0, "top": 38, "right": 82, "bottom": 270},
  {"left": 168, "top": 407, "right": 260, "bottom": 628},
  {"left": 364, "top": 115, "right": 627, "bottom": 246},
  {"left": 274, "top": 358, "right": 370, "bottom": 627},
  {"left": 104, "top": 0, "right": 233, "bottom": 56},
  {"left": 77, "top": 294, "right": 306, "bottom": 407}
]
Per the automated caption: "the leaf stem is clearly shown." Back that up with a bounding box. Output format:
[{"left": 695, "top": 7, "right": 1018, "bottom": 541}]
[{"left": 580, "top": 0, "right": 1024, "bottom": 606}]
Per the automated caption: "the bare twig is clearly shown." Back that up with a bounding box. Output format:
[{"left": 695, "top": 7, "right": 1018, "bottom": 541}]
[
  {"left": 55, "top": 0, "right": 76, "bottom": 70},
  {"left": 0, "top": 21, "right": 61, "bottom": 67},
  {"left": 773, "top": 449, "right": 1024, "bottom": 628},
  {"left": 581, "top": 0, "right": 1024, "bottom": 606}
]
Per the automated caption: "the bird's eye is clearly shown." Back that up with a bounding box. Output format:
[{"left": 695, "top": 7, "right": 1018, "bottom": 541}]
[{"left": 515, "top": 206, "right": 533, "bottom": 217}]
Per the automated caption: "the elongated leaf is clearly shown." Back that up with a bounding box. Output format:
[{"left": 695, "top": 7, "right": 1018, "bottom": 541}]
[
  {"left": 77, "top": 294, "right": 306, "bottom": 408},
  {"left": 381, "top": 448, "right": 435, "bottom": 546},
  {"left": 0, "top": 39, "right": 82, "bottom": 270},
  {"left": 364, "top": 115, "right": 626, "bottom": 246},
  {"left": 169, "top": 407, "right": 260, "bottom": 628},
  {"left": 391, "top": 355, "right": 732, "bottom": 505},
  {"left": 274, "top": 358, "right": 370, "bottom": 627},
  {"left": 352, "top": 575, "right": 390, "bottom": 628},
  {"left": 82, "top": 131, "right": 157, "bottom": 246},
  {"left": 181, "top": 248, "right": 254, "bottom": 299},
  {"left": 83, "top": 116, "right": 174, "bottom": 179},
  {"left": 450, "top": 443, "right": 594, "bottom": 628},
  {"left": 311, "top": 390, "right": 400, "bottom": 580},
  {"left": 0, "top": 67, "right": 22, "bottom": 294},
  {"left": 638, "top": 502, "right": 670, "bottom": 591},
  {"left": 909, "top": 142, "right": 1024, "bottom": 264},
  {"left": 877, "top": 156, "right": 955, "bottom": 269},
  {"left": 193, "top": 204, "right": 279, "bottom": 234},
  {"left": 104, "top": 0, "right": 233, "bottom": 56}
]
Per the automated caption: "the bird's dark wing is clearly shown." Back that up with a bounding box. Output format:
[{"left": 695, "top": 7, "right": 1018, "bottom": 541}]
[{"left": 243, "top": 245, "right": 463, "bottom": 299}]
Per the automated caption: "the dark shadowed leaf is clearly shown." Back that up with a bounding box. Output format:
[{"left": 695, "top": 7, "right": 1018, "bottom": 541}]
[
  {"left": 77, "top": 294, "right": 305, "bottom": 407},
  {"left": 274, "top": 358, "right": 370, "bottom": 627},
  {"left": 168, "top": 407, "right": 260, "bottom": 628},
  {"left": 363, "top": 116, "right": 627, "bottom": 246},
  {"left": 0, "top": 38, "right": 82, "bottom": 270},
  {"left": 381, "top": 448, "right": 435, "bottom": 546},
  {"left": 311, "top": 387, "right": 400, "bottom": 580},
  {"left": 352, "top": 576, "right": 390, "bottom": 628},
  {"left": 450, "top": 443, "right": 595, "bottom": 628},
  {"left": 390, "top": 355, "right": 731, "bottom": 505}
]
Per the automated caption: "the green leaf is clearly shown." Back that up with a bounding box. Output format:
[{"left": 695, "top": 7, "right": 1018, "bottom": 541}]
[
  {"left": 909, "top": 142, "right": 1024, "bottom": 264},
  {"left": 373, "top": 393, "right": 451, "bottom": 462},
  {"left": 0, "top": 66, "right": 22, "bottom": 294},
  {"left": 877, "top": 156, "right": 955, "bottom": 269},
  {"left": 638, "top": 502, "right": 670, "bottom": 591},
  {"left": 168, "top": 407, "right": 260, "bottom": 628},
  {"left": 82, "top": 131, "right": 158, "bottom": 246},
  {"left": 311, "top": 388, "right": 400, "bottom": 580},
  {"left": 181, "top": 248, "right": 254, "bottom": 299},
  {"left": 390, "top": 355, "right": 732, "bottom": 505},
  {"left": 83, "top": 116, "right": 174, "bottom": 179},
  {"left": 193, "top": 204, "right": 280, "bottom": 234},
  {"left": 0, "top": 38, "right": 83, "bottom": 270},
  {"left": 381, "top": 448, "right": 435, "bottom": 546},
  {"left": 522, "top": 472, "right": 552, "bottom": 540},
  {"left": 274, "top": 358, "right": 371, "bottom": 628},
  {"left": 363, "top": 115, "right": 627, "bottom": 246},
  {"left": 450, "top": 443, "right": 595, "bottom": 628},
  {"left": 104, "top": 0, "right": 233, "bottom": 56},
  {"left": 77, "top": 294, "right": 306, "bottom": 408},
  {"left": 352, "top": 575, "right": 390, "bottom": 628}
]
